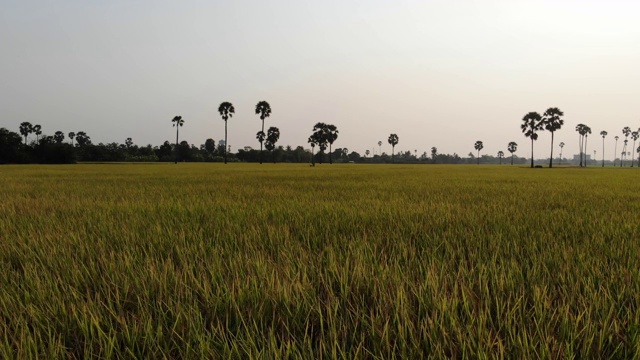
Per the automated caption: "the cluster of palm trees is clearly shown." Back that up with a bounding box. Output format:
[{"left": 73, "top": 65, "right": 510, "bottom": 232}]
[
  {"left": 19, "top": 121, "right": 91, "bottom": 147},
  {"left": 520, "top": 108, "right": 565, "bottom": 168},
  {"left": 307, "top": 123, "right": 339, "bottom": 165},
  {"left": 171, "top": 101, "right": 281, "bottom": 164}
]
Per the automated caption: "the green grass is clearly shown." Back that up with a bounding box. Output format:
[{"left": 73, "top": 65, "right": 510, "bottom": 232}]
[{"left": 1, "top": 164, "right": 639, "bottom": 358}]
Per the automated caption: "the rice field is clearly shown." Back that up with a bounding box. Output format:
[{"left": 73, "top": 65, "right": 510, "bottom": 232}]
[{"left": 1, "top": 163, "right": 639, "bottom": 358}]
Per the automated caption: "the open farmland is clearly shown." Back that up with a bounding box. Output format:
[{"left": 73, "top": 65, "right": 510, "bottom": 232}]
[{"left": 1, "top": 163, "right": 639, "bottom": 358}]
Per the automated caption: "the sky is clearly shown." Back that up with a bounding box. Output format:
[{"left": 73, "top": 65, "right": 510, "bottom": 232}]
[{"left": 1, "top": 0, "right": 639, "bottom": 159}]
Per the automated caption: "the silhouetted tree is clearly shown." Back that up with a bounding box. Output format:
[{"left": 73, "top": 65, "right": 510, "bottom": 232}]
[
  {"left": 19, "top": 122, "right": 32, "bottom": 145},
  {"left": 622, "top": 126, "right": 631, "bottom": 167},
  {"left": 497, "top": 151, "right": 504, "bottom": 164},
  {"left": 75, "top": 131, "right": 91, "bottom": 147},
  {"left": 576, "top": 124, "right": 586, "bottom": 167},
  {"left": 171, "top": 115, "right": 184, "bottom": 164},
  {"left": 53, "top": 131, "right": 65, "bottom": 144},
  {"left": 583, "top": 125, "right": 592, "bottom": 167},
  {"left": 600, "top": 131, "right": 607, "bottom": 167},
  {"left": 308, "top": 133, "right": 320, "bottom": 166},
  {"left": 388, "top": 134, "right": 399, "bottom": 162},
  {"left": 255, "top": 101, "right": 271, "bottom": 164},
  {"left": 218, "top": 101, "right": 235, "bottom": 164},
  {"left": 474, "top": 141, "right": 484, "bottom": 164},
  {"left": 378, "top": 141, "right": 382, "bottom": 155},
  {"left": 521, "top": 112, "right": 543, "bottom": 168},
  {"left": 431, "top": 147, "right": 438, "bottom": 162},
  {"left": 542, "top": 107, "right": 564, "bottom": 168},
  {"left": 68, "top": 132, "right": 76, "bottom": 147},
  {"left": 32, "top": 125, "right": 42, "bottom": 143},
  {"left": 326, "top": 124, "right": 338, "bottom": 164},
  {"left": 507, "top": 141, "right": 517, "bottom": 165},
  {"left": 265, "top": 126, "right": 280, "bottom": 163},
  {"left": 365, "top": 149, "right": 370, "bottom": 158},
  {"left": 558, "top": 142, "right": 565, "bottom": 165},
  {"left": 631, "top": 131, "right": 639, "bottom": 167}
]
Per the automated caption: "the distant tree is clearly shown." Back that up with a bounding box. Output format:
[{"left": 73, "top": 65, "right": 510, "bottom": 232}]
[
  {"left": 171, "top": 115, "right": 184, "bottom": 164},
  {"left": 218, "top": 101, "right": 235, "bottom": 164},
  {"left": 378, "top": 141, "right": 382, "bottom": 155},
  {"left": 255, "top": 101, "right": 271, "bottom": 164},
  {"left": 583, "top": 125, "right": 592, "bottom": 167},
  {"left": 388, "top": 134, "right": 399, "bottom": 162},
  {"left": 19, "top": 122, "right": 33, "bottom": 144},
  {"left": 75, "top": 131, "right": 91, "bottom": 147},
  {"left": 507, "top": 141, "right": 518, "bottom": 165},
  {"left": 311, "top": 123, "right": 329, "bottom": 164},
  {"left": 256, "top": 130, "right": 266, "bottom": 157},
  {"left": 599, "top": 131, "right": 607, "bottom": 167},
  {"left": 265, "top": 126, "right": 280, "bottom": 163},
  {"left": 68, "top": 132, "right": 76, "bottom": 147},
  {"left": 125, "top": 137, "right": 133, "bottom": 148},
  {"left": 576, "top": 124, "right": 586, "bottom": 167},
  {"left": 53, "top": 131, "right": 65, "bottom": 144},
  {"left": 614, "top": 136, "right": 619, "bottom": 166},
  {"left": 497, "top": 151, "right": 504, "bottom": 165},
  {"left": 474, "top": 141, "right": 484, "bottom": 164},
  {"left": 622, "top": 126, "right": 631, "bottom": 167},
  {"left": 365, "top": 149, "right": 370, "bottom": 158},
  {"left": 308, "top": 132, "right": 321, "bottom": 166},
  {"left": 431, "top": 147, "right": 437, "bottom": 162},
  {"left": 325, "top": 124, "right": 339, "bottom": 164},
  {"left": 521, "top": 112, "right": 543, "bottom": 168},
  {"left": 630, "top": 131, "right": 639, "bottom": 167},
  {"left": 558, "top": 142, "right": 565, "bottom": 165},
  {"left": 542, "top": 107, "right": 564, "bottom": 168},
  {"left": 33, "top": 125, "right": 42, "bottom": 143},
  {"left": 204, "top": 138, "right": 216, "bottom": 154}
]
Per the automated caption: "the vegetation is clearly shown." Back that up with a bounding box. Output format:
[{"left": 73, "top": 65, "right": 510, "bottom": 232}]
[
  {"left": 217, "top": 102, "right": 235, "bottom": 164},
  {"left": 542, "top": 108, "right": 564, "bottom": 168},
  {"left": 388, "top": 134, "right": 399, "bottom": 162},
  {"left": 255, "top": 101, "right": 272, "bottom": 164},
  {"left": 171, "top": 116, "right": 185, "bottom": 164},
  {"left": 1, "top": 164, "right": 640, "bottom": 358},
  {"left": 520, "top": 112, "right": 543, "bottom": 168},
  {"left": 474, "top": 141, "right": 484, "bottom": 165}
]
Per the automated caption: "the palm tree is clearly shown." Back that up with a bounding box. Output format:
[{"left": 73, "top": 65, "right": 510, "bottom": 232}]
[
  {"left": 218, "top": 102, "right": 235, "bottom": 164},
  {"left": 255, "top": 101, "right": 272, "bottom": 164},
  {"left": 474, "top": 141, "right": 484, "bottom": 164},
  {"left": 308, "top": 133, "right": 320, "bottom": 166},
  {"left": 266, "top": 127, "right": 280, "bottom": 163},
  {"left": 33, "top": 125, "right": 42, "bottom": 144},
  {"left": 19, "top": 122, "right": 32, "bottom": 144},
  {"left": 68, "top": 132, "right": 76, "bottom": 147},
  {"left": 507, "top": 142, "right": 518, "bottom": 165},
  {"left": 542, "top": 107, "right": 564, "bottom": 168},
  {"left": 326, "top": 124, "right": 339, "bottom": 164},
  {"left": 521, "top": 112, "right": 543, "bottom": 168},
  {"left": 388, "top": 134, "right": 399, "bottom": 162},
  {"left": 576, "top": 124, "right": 588, "bottom": 167},
  {"left": 558, "top": 142, "right": 565, "bottom": 165},
  {"left": 378, "top": 141, "right": 382, "bottom": 155},
  {"left": 630, "top": 131, "right": 639, "bottom": 167},
  {"left": 614, "top": 136, "right": 619, "bottom": 166},
  {"left": 171, "top": 115, "right": 184, "bottom": 164},
  {"left": 365, "top": 149, "right": 370, "bottom": 158},
  {"left": 53, "top": 131, "right": 65, "bottom": 144},
  {"left": 600, "top": 131, "right": 607, "bottom": 167},
  {"left": 622, "top": 127, "right": 631, "bottom": 167},
  {"left": 583, "top": 125, "right": 592, "bottom": 167},
  {"left": 497, "top": 151, "right": 504, "bottom": 165}
]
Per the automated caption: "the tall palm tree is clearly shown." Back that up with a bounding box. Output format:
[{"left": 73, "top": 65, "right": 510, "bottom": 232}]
[
  {"left": 497, "top": 151, "right": 504, "bottom": 165},
  {"left": 388, "top": 134, "right": 399, "bottom": 162},
  {"left": 255, "top": 101, "right": 272, "bottom": 164},
  {"left": 218, "top": 102, "right": 235, "bottom": 164},
  {"left": 558, "top": 142, "right": 565, "bottom": 165},
  {"left": 622, "top": 127, "right": 631, "bottom": 167},
  {"left": 583, "top": 125, "right": 592, "bottom": 167},
  {"left": 542, "top": 107, "right": 564, "bottom": 168},
  {"left": 19, "top": 122, "right": 33, "bottom": 144},
  {"left": 614, "top": 136, "right": 619, "bottom": 166},
  {"left": 326, "top": 124, "right": 339, "bottom": 164},
  {"left": 53, "top": 131, "right": 65, "bottom": 144},
  {"left": 600, "top": 131, "right": 607, "bottom": 167},
  {"left": 630, "top": 131, "right": 639, "bottom": 167},
  {"left": 575, "top": 124, "right": 588, "bottom": 167},
  {"left": 507, "top": 141, "right": 518, "bottom": 165},
  {"left": 474, "top": 141, "right": 484, "bottom": 164},
  {"left": 68, "top": 132, "right": 76, "bottom": 147},
  {"left": 378, "top": 141, "right": 382, "bottom": 155},
  {"left": 172, "top": 115, "right": 184, "bottom": 164},
  {"left": 521, "top": 112, "right": 543, "bottom": 168},
  {"left": 308, "top": 132, "right": 320, "bottom": 166},
  {"left": 266, "top": 126, "right": 280, "bottom": 163},
  {"left": 33, "top": 124, "right": 42, "bottom": 144}
]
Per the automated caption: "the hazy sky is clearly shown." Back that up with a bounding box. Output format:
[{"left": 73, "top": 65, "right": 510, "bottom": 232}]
[{"left": 2, "top": 0, "right": 639, "bottom": 159}]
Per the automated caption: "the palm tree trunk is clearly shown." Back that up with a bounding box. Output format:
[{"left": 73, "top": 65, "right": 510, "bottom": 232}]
[
  {"left": 578, "top": 135, "right": 583, "bottom": 167},
  {"left": 259, "top": 120, "right": 264, "bottom": 164},
  {"left": 632, "top": 140, "right": 636, "bottom": 167},
  {"left": 329, "top": 144, "right": 333, "bottom": 164},
  {"left": 224, "top": 120, "right": 228, "bottom": 164},
  {"left": 549, "top": 131, "right": 554, "bottom": 168},
  {"left": 600, "top": 138, "right": 604, "bottom": 167},
  {"left": 477, "top": 150, "right": 480, "bottom": 165},
  {"left": 614, "top": 141, "right": 618, "bottom": 166},
  {"left": 511, "top": 153, "right": 514, "bottom": 165},
  {"left": 392, "top": 146, "right": 395, "bottom": 163},
  {"left": 584, "top": 135, "right": 588, "bottom": 167},
  {"left": 530, "top": 139, "right": 534, "bottom": 168},
  {"left": 175, "top": 126, "right": 179, "bottom": 164}
]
